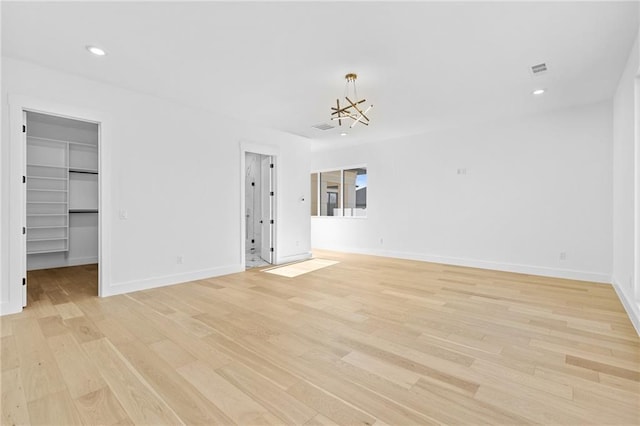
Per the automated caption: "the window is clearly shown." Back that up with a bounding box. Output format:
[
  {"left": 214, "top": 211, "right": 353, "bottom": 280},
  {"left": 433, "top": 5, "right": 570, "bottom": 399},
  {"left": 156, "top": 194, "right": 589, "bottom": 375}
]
[
  {"left": 344, "top": 168, "right": 367, "bottom": 216},
  {"left": 311, "top": 167, "right": 367, "bottom": 217},
  {"left": 310, "top": 173, "right": 318, "bottom": 216}
]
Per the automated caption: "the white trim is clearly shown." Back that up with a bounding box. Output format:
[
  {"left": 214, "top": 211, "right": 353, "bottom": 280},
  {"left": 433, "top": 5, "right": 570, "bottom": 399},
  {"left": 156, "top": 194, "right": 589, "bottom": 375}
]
[
  {"left": 277, "top": 251, "right": 313, "bottom": 265},
  {"left": 311, "top": 163, "right": 367, "bottom": 174},
  {"left": 612, "top": 278, "right": 640, "bottom": 336},
  {"left": 4, "top": 95, "right": 111, "bottom": 316},
  {"left": 634, "top": 75, "right": 640, "bottom": 303},
  {"left": 314, "top": 245, "right": 611, "bottom": 284},
  {"left": 240, "top": 141, "right": 280, "bottom": 267},
  {"left": 103, "top": 265, "right": 243, "bottom": 297}
]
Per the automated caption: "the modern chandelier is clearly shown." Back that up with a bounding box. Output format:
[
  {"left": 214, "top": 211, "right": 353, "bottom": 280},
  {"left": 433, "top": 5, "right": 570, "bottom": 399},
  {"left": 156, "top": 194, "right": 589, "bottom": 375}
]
[{"left": 330, "top": 73, "right": 373, "bottom": 128}]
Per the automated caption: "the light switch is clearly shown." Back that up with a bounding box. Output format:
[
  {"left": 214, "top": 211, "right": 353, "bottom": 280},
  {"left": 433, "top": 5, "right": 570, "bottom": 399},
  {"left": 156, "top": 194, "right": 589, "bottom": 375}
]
[{"left": 119, "top": 209, "right": 128, "bottom": 220}]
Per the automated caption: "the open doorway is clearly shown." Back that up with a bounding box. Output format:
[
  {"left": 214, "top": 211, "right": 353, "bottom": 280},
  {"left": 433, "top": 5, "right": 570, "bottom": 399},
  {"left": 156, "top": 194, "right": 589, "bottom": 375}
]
[
  {"left": 244, "top": 152, "right": 274, "bottom": 269},
  {"left": 24, "top": 111, "right": 100, "bottom": 305}
]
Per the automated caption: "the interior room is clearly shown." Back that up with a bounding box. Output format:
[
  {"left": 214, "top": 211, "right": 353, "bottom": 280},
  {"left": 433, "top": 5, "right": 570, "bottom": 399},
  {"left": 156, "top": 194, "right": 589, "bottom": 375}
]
[{"left": 1, "top": 1, "right": 639, "bottom": 425}]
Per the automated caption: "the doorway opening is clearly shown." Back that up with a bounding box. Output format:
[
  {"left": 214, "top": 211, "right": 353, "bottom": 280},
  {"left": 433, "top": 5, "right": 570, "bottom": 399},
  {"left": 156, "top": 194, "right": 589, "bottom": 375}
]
[
  {"left": 24, "top": 111, "right": 100, "bottom": 305},
  {"left": 244, "top": 152, "right": 274, "bottom": 269}
]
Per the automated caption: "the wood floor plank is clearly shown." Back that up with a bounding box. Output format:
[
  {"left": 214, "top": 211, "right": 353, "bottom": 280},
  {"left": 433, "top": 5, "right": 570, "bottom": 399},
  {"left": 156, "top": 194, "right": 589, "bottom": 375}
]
[
  {"left": 3, "top": 256, "right": 636, "bottom": 426},
  {"left": 115, "top": 339, "right": 235, "bottom": 425},
  {"left": 37, "top": 315, "right": 69, "bottom": 338},
  {"left": 54, "top": 302, "right": 85, "bottom": 320},
  {"left": 149, "top": 339, "right": 197, "bottom": 369},
  {"left": 286, "top": 380, "right": 377, "bottom": 426},
  {"left": 1, "top": 367, "right": 31, "bottom": 426},
  {"left": 27, "top": 389, "right": 83, "bottom": 426},
  {"left": 47, "top": 332, "right": 107, "bottom": 399},
  {"left": 0, "top": 317, "right": 12, "bottom": 338},
  {"left": 73, "top": 386, "right": 130, "bottom": 426},
  {"left": 81, "top": 338, "right": 184, "bottom": 425},
  {"left": 566, "top": 354, "right": 640, "bottom": 381},
  {"left": 11, "top": 317, "right": 67, "bottom": 402},
  {"left": 1, "top": 335, "right": 20, "bottom": 371},
  {"left": 177, "top": 360, "right": 269, "bottom": 425},
  {"left": 216, "top": 361, "right": 317, "bottom": 424},
  {"left": 341, "top": 350, "right": 422, "bottom": 389}
]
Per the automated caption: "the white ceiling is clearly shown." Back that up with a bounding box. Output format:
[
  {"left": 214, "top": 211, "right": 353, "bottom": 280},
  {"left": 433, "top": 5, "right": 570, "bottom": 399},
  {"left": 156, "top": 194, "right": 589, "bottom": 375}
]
[{"left": 2, "top": 1, "right": 638, "bottom": 149}]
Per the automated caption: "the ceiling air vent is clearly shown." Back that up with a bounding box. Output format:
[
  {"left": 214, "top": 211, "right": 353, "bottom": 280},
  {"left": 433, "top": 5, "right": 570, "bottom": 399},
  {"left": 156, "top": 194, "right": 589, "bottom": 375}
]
[
  {"left": 312, "top": 123, "right": 335, "bottom": 131},
  {"left": 530, "top": 62, "right": 548, "bottom": 76}
]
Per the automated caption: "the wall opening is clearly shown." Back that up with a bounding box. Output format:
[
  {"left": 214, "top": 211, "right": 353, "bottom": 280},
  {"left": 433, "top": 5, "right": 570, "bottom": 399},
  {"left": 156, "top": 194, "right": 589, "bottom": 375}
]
[
  {"left": 23, "top": 110, "right": 101, "bottom": 306},
  {"left": 244, "top": 152, "right": 274, "bottom": 268}
]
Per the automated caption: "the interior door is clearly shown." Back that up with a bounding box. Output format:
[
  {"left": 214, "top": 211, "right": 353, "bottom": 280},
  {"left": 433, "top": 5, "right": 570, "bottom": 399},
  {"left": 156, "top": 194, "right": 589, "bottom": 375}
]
[
  {"left": 260, "top": 156, "right": 273, "bottom": 263},
  {"left": 21, "top": 110, "right": 27, "bottom": 307}
]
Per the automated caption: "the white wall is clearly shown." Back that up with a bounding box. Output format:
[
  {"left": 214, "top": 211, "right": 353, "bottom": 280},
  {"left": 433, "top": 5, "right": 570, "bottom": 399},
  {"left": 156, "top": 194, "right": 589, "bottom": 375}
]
[
  {"left": 1, "top": 57, "right": 311, "bottom": 315},
  {"left": 312, "top": 101, "right": 613, "bottom": 283},
  {"left": 612, "top": 31, "right": 640, "bottom": 333}
]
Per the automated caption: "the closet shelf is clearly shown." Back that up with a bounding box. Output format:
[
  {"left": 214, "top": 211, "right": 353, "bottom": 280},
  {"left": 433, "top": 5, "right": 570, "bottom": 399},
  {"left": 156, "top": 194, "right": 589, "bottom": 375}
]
[
  {"left": 28, "top": 225, "right": 67, "bottom": 229},
  {"left": 27, "top": 176, "right": 67, "bottom": 181},
  {"left": 27, "top": 237, "right": 68, "bottom": 243},
  {"left": 27, "top": 248, "right": 69, "bottom": 254},
  {"left": 27, "top": 214, "right": 67, "bottom": 217},
  {"left": 69, "top": 209, "right": 99, "bottom": 213},
  {"left": 27, "top": 163, "right": 67, "bottom": 169},
  {"left": 28, "top": 135, "right": 98, "bottom": 148},
  {"left": 27, "top": 189, "right": 67, "bottom": 193},
  {"left": 69, "top": 168, "right": 98, "bottom": 174},
  {"left": 27, "top": 201, "right": 67, "bottom": 205}
]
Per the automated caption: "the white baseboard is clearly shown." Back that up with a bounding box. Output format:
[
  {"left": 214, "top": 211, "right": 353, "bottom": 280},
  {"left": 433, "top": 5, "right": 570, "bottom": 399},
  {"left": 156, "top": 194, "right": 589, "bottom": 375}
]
[
  {"left": 313, "top": 246, "right": 610, "bottom": 283},
  {"left": 612, "top": 280, "right": 640, "bottom": 336},
  {"left": 276, "top": 251, "right": 312, "bottom": 265},
  {"left": 103, "top": 264, "right": 244, "bottom": 297},
  {"left": 27, "top": 256, "right": 98, "bottom": 271}
]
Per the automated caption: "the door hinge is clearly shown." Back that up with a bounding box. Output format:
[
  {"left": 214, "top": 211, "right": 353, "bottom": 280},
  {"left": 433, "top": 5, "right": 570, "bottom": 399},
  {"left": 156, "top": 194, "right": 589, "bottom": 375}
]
[
  {"left": 270, "top": 191, "right": 274, "bottom": 196},
  {"left": 22, "top": 125, "right": 26, "bottom": 133},
  {"left": 270, "top": 248, "right": 274, "bottom": 252},
  {"left": 270, "top": 219, "right": 274, "bottom": 224},
  {"left": 270, "top": 163, "right": 274, "bottom": 169},
  {"left": 251, "top": 182, "right": 255, "bottom": 187},
  {"left": 259, "top": 220, "right": 263, "bottom": 224},
  {"left": 23, "top": 175, "right": 26, "bottom": 184},
  {"left": 22, "top": 227, "right": 26, "bottom": 235},
  {"left": 22, "top": 278, "right": 26, "bottom": 286}
]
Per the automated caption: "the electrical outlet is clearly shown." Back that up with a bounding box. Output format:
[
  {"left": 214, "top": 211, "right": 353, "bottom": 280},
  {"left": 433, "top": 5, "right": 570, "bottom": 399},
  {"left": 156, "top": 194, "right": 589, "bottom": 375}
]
[
  {"left": 559, "top": 252, "right": 566, "bottom": 261},
  {"left": 119, "top": 209, "right": 128, "bottom": 220},
  {"left": 177, "top": 256, "right": 183, "bottom": 264},
  {"left": 457, "top": 168, "right": 467, "bottom": 175}
]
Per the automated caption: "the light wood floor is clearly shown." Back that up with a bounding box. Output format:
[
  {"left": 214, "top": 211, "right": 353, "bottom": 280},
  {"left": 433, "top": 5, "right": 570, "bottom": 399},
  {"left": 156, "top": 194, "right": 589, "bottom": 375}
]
[{"left": 2, "top": 251, "right": 639, "bottom": 425}]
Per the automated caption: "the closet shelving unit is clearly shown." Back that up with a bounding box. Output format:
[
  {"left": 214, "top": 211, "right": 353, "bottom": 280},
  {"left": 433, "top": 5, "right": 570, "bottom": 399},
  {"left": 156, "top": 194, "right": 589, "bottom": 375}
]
[{"left": 26, "top": 134, "right": 99, "bottom": 255}]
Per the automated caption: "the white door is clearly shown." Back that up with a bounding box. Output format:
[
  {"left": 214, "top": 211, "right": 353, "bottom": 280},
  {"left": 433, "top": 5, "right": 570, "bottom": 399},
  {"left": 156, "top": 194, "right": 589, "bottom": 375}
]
[
  {"left": 22, "top": 111, "right": 27, "bottom": 307},
  {"left": 260, "top": 156, "right": 273, "bottom": 263}
]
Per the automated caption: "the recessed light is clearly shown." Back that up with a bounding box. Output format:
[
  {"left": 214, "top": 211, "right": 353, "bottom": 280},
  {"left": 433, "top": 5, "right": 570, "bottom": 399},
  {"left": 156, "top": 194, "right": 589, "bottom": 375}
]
[
  {"left": 532, "top": 88, "right": 545, "bottom": 95},
  {"left": 340, "top": 132, "right": 348, "bottom": 136},
  {"left": 86, "top": 45, "right": 106, "bottom": 56}
]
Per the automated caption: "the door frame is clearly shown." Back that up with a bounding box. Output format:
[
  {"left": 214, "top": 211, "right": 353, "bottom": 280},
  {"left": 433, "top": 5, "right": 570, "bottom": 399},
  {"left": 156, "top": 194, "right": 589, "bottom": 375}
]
[
  {"left": 259, "top": 154, "right": 274, "bottom": 264},
  {"left": 240, "top": 142, "right": 279, "bottom": 267},
  {"left": 4, "top": 95, "right": 111, "bottom": 315}
]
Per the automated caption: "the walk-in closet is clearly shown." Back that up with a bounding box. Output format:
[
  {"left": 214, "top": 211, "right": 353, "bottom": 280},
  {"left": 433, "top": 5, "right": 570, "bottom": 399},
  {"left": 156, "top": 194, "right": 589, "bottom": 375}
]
[{"left": 25, "top": 111, "right": 99, "bottom": 299}]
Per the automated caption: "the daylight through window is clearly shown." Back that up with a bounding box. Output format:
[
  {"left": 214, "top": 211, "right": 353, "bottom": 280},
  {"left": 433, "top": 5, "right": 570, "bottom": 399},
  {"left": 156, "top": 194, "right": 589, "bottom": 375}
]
[{"left": 310, "top": 167, "right": 367, "bottom": 217}]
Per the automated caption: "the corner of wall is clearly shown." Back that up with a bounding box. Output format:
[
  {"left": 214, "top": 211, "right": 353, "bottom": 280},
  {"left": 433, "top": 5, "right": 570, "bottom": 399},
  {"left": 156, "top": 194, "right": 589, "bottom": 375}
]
[{"left": 612, "top": 278, "right": 640, "bottom": 336}]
